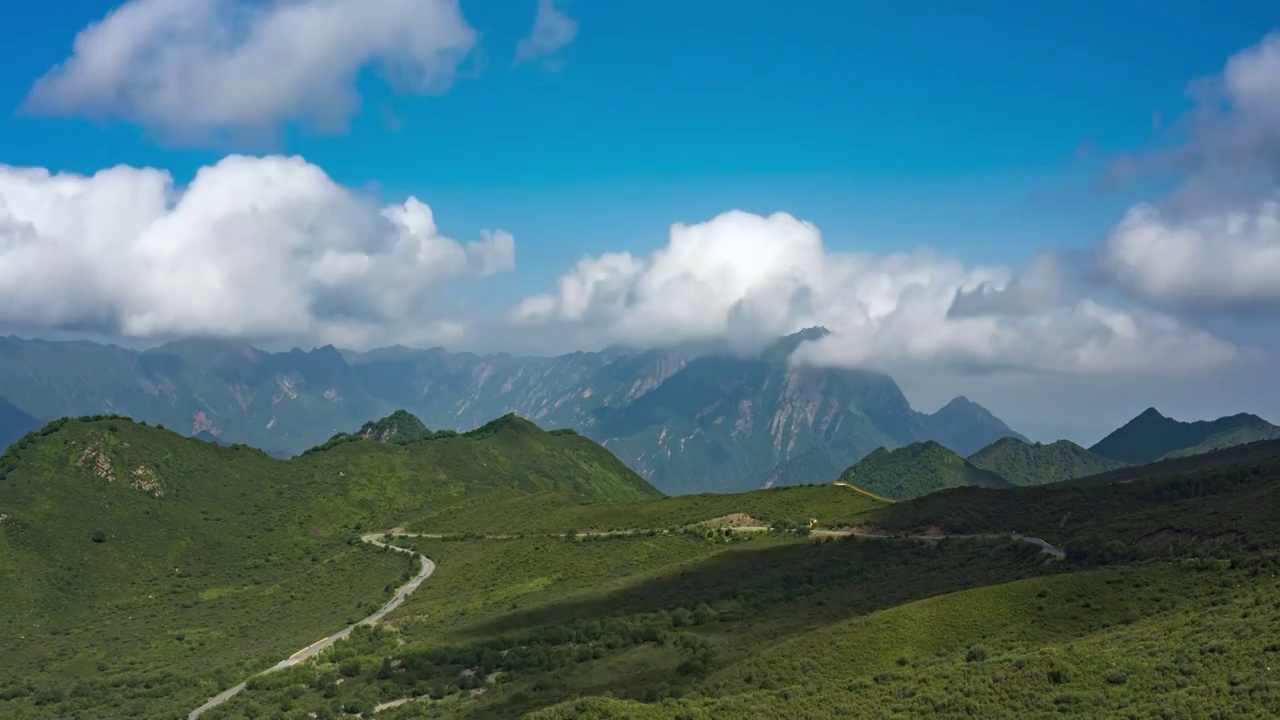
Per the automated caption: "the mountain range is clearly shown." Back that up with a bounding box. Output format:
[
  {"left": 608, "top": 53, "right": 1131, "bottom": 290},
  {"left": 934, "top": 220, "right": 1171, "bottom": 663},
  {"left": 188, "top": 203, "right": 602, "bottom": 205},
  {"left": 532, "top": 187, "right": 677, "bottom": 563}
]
[
  {"left": 0, "top": 396, "right": 41, "bottom": 454},
  {"left": 2, "top": 332, "right": 1276, "bottom": 495},
  {"left": 1087, "top": 407, "right": 1280, "bottom": 464},
  {"left": 0, "top": 331, "right": 1026, "bottom": 494}
]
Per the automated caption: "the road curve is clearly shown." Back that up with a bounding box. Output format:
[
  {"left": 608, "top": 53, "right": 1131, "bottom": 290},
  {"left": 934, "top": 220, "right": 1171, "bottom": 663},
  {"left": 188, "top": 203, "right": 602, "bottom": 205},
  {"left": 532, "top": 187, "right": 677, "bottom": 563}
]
[
  {"left": 811, "top": 528, "right": 1065, "bottom": 557},
  {"left": 187, "top": 533, "right": 434, "bottom": 719}
]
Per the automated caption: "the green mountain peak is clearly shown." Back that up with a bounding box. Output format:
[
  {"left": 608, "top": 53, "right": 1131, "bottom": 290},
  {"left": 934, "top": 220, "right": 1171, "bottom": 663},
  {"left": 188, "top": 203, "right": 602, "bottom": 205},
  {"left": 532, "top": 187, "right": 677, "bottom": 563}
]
[
  {"left": 838, "top": 440, "right": 1012, "bottom": 500},
  {"left": 968, "top": 435, "right": 1127, "bottom": 486}
]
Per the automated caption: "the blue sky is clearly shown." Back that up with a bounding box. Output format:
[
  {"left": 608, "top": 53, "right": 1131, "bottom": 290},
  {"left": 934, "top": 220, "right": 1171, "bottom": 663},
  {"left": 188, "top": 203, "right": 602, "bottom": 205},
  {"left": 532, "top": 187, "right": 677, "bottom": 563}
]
[
  {"left": 3, "top": 0, "right": 1275, "bottom": 301},
  {"left": 2, "top": 1, "right": 1280, "bottom": 439}
]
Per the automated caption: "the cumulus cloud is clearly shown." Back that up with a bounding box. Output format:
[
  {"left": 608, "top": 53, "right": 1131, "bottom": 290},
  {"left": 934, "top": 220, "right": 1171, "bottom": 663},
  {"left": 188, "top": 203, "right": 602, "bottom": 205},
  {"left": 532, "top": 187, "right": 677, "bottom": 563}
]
[
  {"left": 0, "top": 155, "right": 514, "bottom": 348},
  {"left": 1100, "top": 33, "right": 1280, "bottom": 309},
  {"left": 1100, "top": 199, "right": 1280, "bottom": 309},
  {"left": 514, "top": 0, "right": 578, "bottom": 68},
  {"left": 513, "top": 210, "right": 1236, "bottom": 375},
  {"left": 24, "top": 0, "right": 478, "bottom": 138}
]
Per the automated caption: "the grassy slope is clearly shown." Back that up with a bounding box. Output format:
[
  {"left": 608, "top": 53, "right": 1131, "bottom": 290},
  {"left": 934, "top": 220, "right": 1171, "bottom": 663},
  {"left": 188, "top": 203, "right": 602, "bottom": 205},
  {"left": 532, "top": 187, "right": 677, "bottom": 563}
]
[
  {"left": 840, "top": 441, "right": 1013, "bottom": 500},
  {"left": 1164, "top": 423, "right": 1280, "bottom": 459},
  {"left": 210, "top": 534, "right": 1059, "bottom": 720},
  {"left": 870, "top": 440, "right": 1280, "bottom": 552},
  {"left": 967, "top": 437, "right": 1127, "bottom": 486},
  {"left": 9, "top": 412, "right": 1280, "bottom": 719},
  {"left": 421, "top": 483, "right": 886, "bottom": 535},
  {"left": 0, "top": 413, "right": 660, "bottom": 719},
  {"left": 208, "top": 432, "right": 1280, "bottom": 720},
  {"left": 531, "top": 557, "right": 1279, "bottom": 719},
  {"left": 1064, "top": 437, "right": 1280, "bottom": 488}
]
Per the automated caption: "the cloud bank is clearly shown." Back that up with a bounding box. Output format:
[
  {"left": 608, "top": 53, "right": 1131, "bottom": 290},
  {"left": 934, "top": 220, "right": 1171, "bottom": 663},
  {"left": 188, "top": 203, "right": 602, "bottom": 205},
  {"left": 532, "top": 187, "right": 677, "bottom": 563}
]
[
  {"left": 25, "top": 0, "right": 478, "bottom": 138},
  {"left": 0, "top": 156, "right": 514, "bottom": 349},
  {"left": 513, "top": 210, "right": 1236, "bottom": 375},
  {"left": 1099, "top": 32, "right": 1280, "bottom": 311}
]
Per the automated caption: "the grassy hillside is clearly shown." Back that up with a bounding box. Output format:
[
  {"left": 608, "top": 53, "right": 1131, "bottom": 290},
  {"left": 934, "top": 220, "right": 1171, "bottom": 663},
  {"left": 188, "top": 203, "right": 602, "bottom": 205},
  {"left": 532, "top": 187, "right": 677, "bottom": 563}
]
[
  {"left": 839, "top": 441, "right": 1014, "bottom": 500},
  {"left": 207, "top": 443, "right": 1280, "bottom": 719},
  {"left": 968, "top": 437, "right": 1127, "bottom": 486},
  {"left": 868, "top": 442, "right": 1280, "bottom": 555},
  {"left": 0, "top": 413, "right": 660, "bottom": 718},
  {"left": 1089, "top": 407, "right": 1280, "bottom": 464},
  {"left": 528, "top": 556, "right": 1280, "bottom": 719},
  {"left": 204, "top": 533, "right": 1060, "bottom": 719},
  {"left": 416, "top": 483, "right": 887, "bottom": 536},
  {"left": 1164, "top": 422, "right": 1280, "bottom": 458},
  {"left": 1066, "top": 437, "right": 1280, "bottom": 488},
  {"left": 6, "top": 407, "right": 1279, "bottom": 719}
]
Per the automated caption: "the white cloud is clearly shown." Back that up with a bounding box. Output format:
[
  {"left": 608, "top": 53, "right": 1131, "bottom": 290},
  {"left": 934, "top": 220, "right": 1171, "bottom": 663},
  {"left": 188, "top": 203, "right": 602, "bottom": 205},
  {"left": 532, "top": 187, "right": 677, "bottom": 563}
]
[
  {"left": 514, "top": 0, "right": 578, "bottom": 67},
  {"left": 1099, "top": 33, "right": 1280, "bottom": 309},
  {"left": 514, "top": 210, "right": 1237, "bottom": 375},
  {"left": 1100, "top": 198, "right": 1280, "bottom": 309},
  {"left": 0, "top": 155, "right": 514, "bottom": 348},
  {"left": 24, "top": 0, "right": 478, "bottom": 138}
]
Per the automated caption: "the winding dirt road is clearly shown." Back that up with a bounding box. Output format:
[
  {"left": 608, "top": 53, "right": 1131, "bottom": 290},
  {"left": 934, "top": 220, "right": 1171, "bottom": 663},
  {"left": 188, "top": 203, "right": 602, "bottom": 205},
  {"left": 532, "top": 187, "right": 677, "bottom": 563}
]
[
  {"left": 187, "top": 534, "right": 434, "bottom": 719},
  {"left": 187, "top": 521, "right": 1061, "bottom": 717}
]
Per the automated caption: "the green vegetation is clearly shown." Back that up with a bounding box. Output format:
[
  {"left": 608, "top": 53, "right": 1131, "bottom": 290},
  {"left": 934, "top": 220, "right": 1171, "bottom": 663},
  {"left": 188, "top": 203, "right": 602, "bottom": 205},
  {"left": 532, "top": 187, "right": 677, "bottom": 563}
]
[
  {"left": 1089, "top": 407, "right": 1280, "bottom": 464},
  {"left": 414, "top": 483, "right": 886, "bottom": 536},
  {"left": 206, "top": 533, "right": 1059, "bottom": 719},
  {"left": 868, "top": 445, "right": 1280, "bottom": 554},
  {"left": 335, "top": 409, "right": 432, "bottom": 445},
  {"left": 0, "top": 412, "right": 661, "bottom": 718},
  {"left": 839, "top": 441, "right": 1013, "bottom": 500},
  {"left": 968, "top": 437, "right": 1127, "bottom": 486},
  {"left": 1066, "top": 437, "right": 1280, "bottom": 488},
  {"left": 5, "top": 404, "right": 1280, "bottom": 719},
  {"left": 529, "top": 556, "right": 1280, "bottom": 719}
]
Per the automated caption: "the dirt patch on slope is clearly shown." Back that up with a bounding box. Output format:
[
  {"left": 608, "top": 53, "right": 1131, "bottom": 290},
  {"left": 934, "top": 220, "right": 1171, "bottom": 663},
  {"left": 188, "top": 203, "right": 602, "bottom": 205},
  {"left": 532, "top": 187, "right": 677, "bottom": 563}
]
[{"left": 696, "top": 513, "right": 763, "bottom": 528}]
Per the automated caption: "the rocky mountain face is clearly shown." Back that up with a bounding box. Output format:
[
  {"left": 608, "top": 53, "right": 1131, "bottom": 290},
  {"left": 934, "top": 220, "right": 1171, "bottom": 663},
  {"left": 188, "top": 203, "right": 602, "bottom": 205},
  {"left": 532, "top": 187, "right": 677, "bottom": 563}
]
[{"left": 0, "top": 331, "right": 1024, "bottom": 494}]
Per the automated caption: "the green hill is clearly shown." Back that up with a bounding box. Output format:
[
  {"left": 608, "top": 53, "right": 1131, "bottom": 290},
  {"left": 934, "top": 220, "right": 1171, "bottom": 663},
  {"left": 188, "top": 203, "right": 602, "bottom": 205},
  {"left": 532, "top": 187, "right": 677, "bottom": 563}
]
[
  {"left": 838, "top": 441, "right": 1014, "bottom": 500},
  {"left": 350, "top": 409, "right": 431, "bottom": 443},
  {"left": 867, "top": 439, "right": 1280, "bottom": 552},
  {"left": 1089, "top": 407, "right": 1280, "bottom": 464},
  {"left": 0, "top": 412, "right": 659, "bottom": 718},
  {"left": 5, "top": 409, "right": 1279, "bottom": 719},
  {"left": 967, "top": 436, "right": 1127, "bottom": 486},
  {"left": 207, "top": 443, "right": 1280, "bottom": 720}
]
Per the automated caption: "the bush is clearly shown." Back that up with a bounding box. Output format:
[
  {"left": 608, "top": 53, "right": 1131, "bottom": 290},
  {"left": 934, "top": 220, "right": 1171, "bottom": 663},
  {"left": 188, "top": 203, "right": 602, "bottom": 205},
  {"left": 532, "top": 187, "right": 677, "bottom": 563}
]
[
  {"left": 965, "top": 645, "right": 988, "bottom": 662},
  {"left": 91, "top": 530, "right": 107, "bottom": 543}
]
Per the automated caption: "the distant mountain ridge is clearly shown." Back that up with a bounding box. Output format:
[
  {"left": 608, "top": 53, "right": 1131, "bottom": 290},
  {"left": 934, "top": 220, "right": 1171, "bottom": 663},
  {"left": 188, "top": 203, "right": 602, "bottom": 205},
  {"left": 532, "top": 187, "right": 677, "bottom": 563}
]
[
  {"left": 1089, "top": 408, "right": 1280, "bottom": 465},
  {"left": 0, "top": 332, "right": 1025, "bottom": 493},
  {"left": 968, "top": 437, "right": 1128, "bottom": 487},
  {"left": 0, "top": 396, "right": 41, "bottom": 452}
]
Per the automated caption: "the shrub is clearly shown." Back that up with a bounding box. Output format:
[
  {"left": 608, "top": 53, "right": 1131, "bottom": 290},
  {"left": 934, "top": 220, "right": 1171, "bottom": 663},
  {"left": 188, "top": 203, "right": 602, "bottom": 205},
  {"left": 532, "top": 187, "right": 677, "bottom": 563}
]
[{"left": 965, "top": 645, "right": 988, "bottom": 662}]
